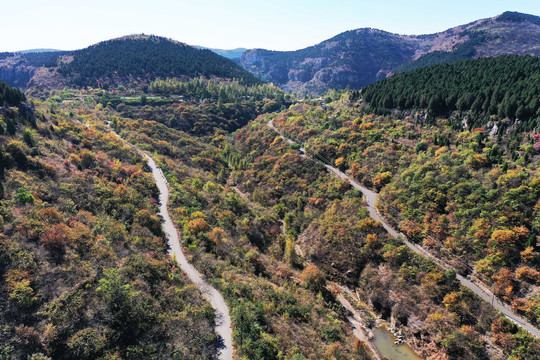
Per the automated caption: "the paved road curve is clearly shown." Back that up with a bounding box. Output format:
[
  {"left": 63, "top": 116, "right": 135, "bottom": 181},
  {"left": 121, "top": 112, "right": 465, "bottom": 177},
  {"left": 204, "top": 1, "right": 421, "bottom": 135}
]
[
  {"left": 268, "top": 119, "right": 540, "bottom": 339},
  {"left": 109, "top": 124, "right": 234, "bottom": 359},
  {"left": 143, "top": 154, "right": 234, "bottom": 359}
]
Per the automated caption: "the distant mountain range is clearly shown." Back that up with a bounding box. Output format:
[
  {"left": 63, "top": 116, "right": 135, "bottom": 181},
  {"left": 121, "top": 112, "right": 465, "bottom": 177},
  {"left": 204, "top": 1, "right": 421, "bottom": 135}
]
[
  {"left": 16, "top": 48, "right": 62, "bottom": 54},
  {"left": 194, "top": 46, "right": 248, "bottom": 59},
  {"left": 236, "top": 11, "right": 540, "bottom": 94},
  {"left": 0, "top": 35, "right": 259, "bottom": 89},
  {"left": 1, "top": 12, "right": 539, "bottom": 93}
]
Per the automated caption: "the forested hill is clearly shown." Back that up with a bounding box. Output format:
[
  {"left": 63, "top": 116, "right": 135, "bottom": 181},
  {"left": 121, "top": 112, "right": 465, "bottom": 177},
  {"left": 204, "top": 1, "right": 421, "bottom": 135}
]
[
  {"left": 362, "top": 55, "right": 540, "bottom": 126},
  {"left": 59, "top": 35, "right": 261, "bottom": 87},
  {"left": 0, "top": 80, "right": 26, "bottom": 107},
  {"left": 0, "top": 36, "right": 260, "bottom": 89}
]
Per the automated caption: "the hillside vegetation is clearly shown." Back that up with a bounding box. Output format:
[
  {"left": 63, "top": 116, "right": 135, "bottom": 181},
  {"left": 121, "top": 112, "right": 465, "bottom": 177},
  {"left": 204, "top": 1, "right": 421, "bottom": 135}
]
[
  {"left": 58, "top": 35, "right": 261, "bottom": 87},
  {"left": 363, "top": 55, "right": 540, "bottom": 124},
  {"left": 1, "top": 21, "right": 539, "bottom": 359},
  {"left": 93, "top": 77, "right": 291, "bottom": 135},
  {"left": 0, "top": 83, "right": 377, "bottom": 359},
  {"left": 0, "top": 93, "right": 216, "bottom": 359},
  {"left": 107, "top": 102, "right": 370, "bottom": 360},
  {"left": 0, "top": 80, "right": 26, "bottom": 107},
  {"left": 101, "top": 73, "right": 538, "bottom": 358},
  {"left": 266, "top": 87, "right": 539, "bottom": 356}
]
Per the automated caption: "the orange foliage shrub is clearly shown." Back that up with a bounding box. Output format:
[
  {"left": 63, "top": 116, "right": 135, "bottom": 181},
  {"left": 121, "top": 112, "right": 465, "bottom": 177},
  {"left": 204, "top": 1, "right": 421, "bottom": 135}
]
[
  {"left": 334, "top": 156, "right": 346, "bottom": 170},
  {"left": 515, "top": 266, "right": 540, "bottom": 283},
  {"left": 359, "top": 122, "right": 374, "bottom": 130},
  {"left": 488, "top": 229, "right": 518, "bottom": 257},
  {"left": 4, "top": 269, "right": 31, "bottom": 291},
  {"left": 492, "top": 268, "right": 515, "bottom": 298},
  {"left": 372, "top": 171, "right": 392, "bottom": 190},
  {"left": 493, "top": 333, "right": 517, "bottom": 351},
  {"left": 188, "top": 218, "right": 209, "bottom": 234},
  {"left": 467, "top": 154, "right": 489, "bottom": 169},
  {"left": 511, "top": 298, "right": 530, "bottom": 312},
  {"left": 520, "top": 246, "right": 537, "bottom": 263},
  {"left": 399, "top": 220, "right": 421, "bottom": 238},
  {"left": 41, "top": 224, "right": 70, "bottom": 255},
  {"left": 443, "top": 292, "right": 460, "bottom": 309},
  {"left": 513, "top": 226, "right": 530, "bottom": 238},
  {"left": 364, "top": 234, "right": 379, "bottom": 250},
  {"left": 14, "top": 325, "right": 39, "bottom": 346},
  {"left": 300, "top": 264, "right": 326, "bottom": 293}
]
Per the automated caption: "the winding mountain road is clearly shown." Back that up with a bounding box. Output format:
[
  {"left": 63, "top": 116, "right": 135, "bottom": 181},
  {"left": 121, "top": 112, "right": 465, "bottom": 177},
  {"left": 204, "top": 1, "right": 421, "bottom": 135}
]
[
  {"left": 268, "top": 119, "right": 540, "bottom": 339},
  {"left": 109, "top": 125, "right": 234, "bottom": 359}
]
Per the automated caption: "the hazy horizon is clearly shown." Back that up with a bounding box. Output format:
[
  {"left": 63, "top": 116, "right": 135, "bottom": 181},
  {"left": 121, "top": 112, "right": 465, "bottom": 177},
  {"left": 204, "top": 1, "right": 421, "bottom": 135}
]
[{"left": 2, "top": 0, "right": 539, "bottom": 53}]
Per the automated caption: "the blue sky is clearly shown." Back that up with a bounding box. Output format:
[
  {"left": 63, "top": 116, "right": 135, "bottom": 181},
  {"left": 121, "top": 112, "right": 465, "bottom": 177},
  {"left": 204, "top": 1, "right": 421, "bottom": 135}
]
[{"left": 2, "top": 0, "right": 539, "bottom": 52}]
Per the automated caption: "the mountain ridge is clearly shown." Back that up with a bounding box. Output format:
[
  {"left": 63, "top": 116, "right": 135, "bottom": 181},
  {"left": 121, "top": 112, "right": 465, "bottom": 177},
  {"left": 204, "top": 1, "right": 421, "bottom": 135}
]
[
  {"left": 193, "top": 46, "right": 248, "bottom": 59},
  {"left": 1, "top": 12, "right": 539, "bottom": 94},
  {"left": 237, "top": 11, "right": 540, "bottom": 94}
]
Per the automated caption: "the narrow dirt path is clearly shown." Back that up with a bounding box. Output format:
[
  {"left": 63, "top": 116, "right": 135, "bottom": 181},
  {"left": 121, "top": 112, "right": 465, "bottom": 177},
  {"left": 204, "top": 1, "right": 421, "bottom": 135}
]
[
  {"left": 109, "top": 125, "right": 234, "bottom": 359},
  {"left": 336, "top": 292, "right": 383, "bottom": 360},
  {"left": 267, "top": 119, "right": 540, "bottom": 339}
]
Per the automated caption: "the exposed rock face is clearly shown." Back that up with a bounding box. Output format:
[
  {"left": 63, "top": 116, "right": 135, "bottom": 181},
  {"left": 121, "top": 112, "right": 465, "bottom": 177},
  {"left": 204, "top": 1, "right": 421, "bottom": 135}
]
[
  {"left": 238, "top": 28, "right": 417, "bottom": 93},
  {"left": 237, "top": 12, "right": 540, "bottom": 94},
  {"left": 0, "top": 52, "right": 66, "bottom": 89},
  {"left": 0, "top": 64, "right": 35, "bottom": 88}
]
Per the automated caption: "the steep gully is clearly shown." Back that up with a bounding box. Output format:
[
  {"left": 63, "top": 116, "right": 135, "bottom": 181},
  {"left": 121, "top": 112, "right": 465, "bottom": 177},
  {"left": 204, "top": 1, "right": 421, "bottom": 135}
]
[
  {"left": 108, "top": 124, "right": 233, "bottom": 360},
  {"left": 267, "top": 119, "right": 540, "bottom": 339}
]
